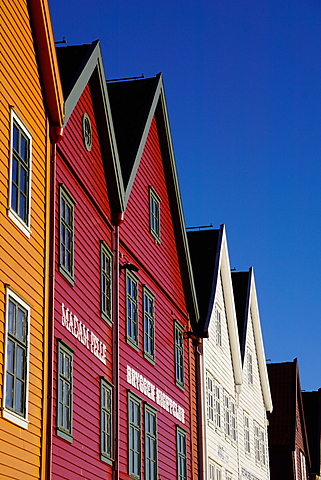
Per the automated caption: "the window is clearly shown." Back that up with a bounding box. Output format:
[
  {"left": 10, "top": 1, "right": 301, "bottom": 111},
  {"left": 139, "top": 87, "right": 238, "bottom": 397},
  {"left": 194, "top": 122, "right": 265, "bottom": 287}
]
[
  {"left": 101, "top": 379, "right": 113, "bottom": 463},
  {"left": 143, "top": 288, "right": 155, "bottom": 360},
  {"left": 174, "top": 322, "right": 184, "bottom": 388},
  {"left": 215, "top": 382, "right": 221, "bottom": 429},
  {"left": 57, "top": 342, "right": 73, "bottom": 442},
  {"left": 126, "top": 272, "right": 138, "bottom": 347},
  {"left": 59, "top": 186, "right": 75, "bottom": 284},
  {"left": 3, "top": 289, "right": 30, "bottom": 428},
  {"left": 216, "top": 309, "right": 222, "bottom": 346},
  {"left": 300, "top": 452, "right": 307, "bottom": 480},
  {"left": 128, "top": 393, "right": 141, "bottom": 479},
  {"left": 207, "top": 372, "right": 214, "bottom": 423},
  {"left": 82, "top": 113, "right": 92, "bottom": 151},
  {"left": 244, "top": 413, "right": 250, "bottom": 454},
  {"left": 247, "top": 351, "right": 253, "bottom": 384},
  {"left": 254, "top": 423, "right": 266, "bottom": 466},
  {"left": 224, "top": 393, "right": 236, "bottom": 440},
  {"left": 209, "top": 461, "right": 222, "bottom": 480},
  {"left": 9, "top": 111, "right": 32, "bottom": 235},
  {"left": 177, "top": 427, "right": 187, "bottom": 480},
  {"left": 149, "top": 188, "right": 160, "bottom": 241},
  {"left": 145, "top": 405, "right": 157, "bottom": 480},
  {"left": 101, "top": 243, "right": 112, "bottom": 324}
]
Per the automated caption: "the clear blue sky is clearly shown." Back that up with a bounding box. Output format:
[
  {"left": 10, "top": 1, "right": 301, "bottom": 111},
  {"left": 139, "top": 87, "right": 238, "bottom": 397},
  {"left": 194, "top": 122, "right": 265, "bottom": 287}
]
[{"left": 49, "top": 0, "right": 321, "bottom": 391}]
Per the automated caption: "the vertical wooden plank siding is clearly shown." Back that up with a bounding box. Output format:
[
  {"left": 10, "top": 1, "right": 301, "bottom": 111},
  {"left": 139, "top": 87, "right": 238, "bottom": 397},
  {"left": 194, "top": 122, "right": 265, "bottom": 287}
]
[
  {"left": 119, "top": 115, "right": 194, "bottom": 479},
  {"left": 52, "top": 84, "right": 114, "bottom": 480},
  {"left": 0, "top": 0, "right": 49, "bottom": 478}
]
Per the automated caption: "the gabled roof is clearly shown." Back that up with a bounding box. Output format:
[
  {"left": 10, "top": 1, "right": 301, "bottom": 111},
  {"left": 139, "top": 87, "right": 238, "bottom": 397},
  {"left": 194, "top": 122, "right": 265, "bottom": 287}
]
[
  {"left": 187, "top": 225, "right": 243, "bottom": 387},
  {"left": 232, "top": 268, "right": 273, "bottom": 412},
  {"left": 56, "top": 41, "right": 124, "bottom": 212},
  {"left": 107, "top": 77, "right": 159, "bottom": 190},
  {"left": 302, "top": 389, "right": 321, "bottom": 476},
  {"left": 55, "top": 48, "right": 198, "bottom": 323},
  {"left": 267, "top": 360, "right": 310, "bottom": 457},
  {"left": 107, "top": 74, "right": 199, "bottom": 323},
  {"left": 28, "top": 0, "right": 64, "bottom": 126}
]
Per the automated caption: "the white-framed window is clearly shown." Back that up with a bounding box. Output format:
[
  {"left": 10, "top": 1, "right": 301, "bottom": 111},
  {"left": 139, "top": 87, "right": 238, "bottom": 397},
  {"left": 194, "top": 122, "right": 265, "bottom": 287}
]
[
  {"left": 207, "top": 371, "right": 214, "bottom": 423},
  {"left": 3, "top": 288, "right": 30, "bottom": 428},
  {"left": 244, "top": 413, "right": 250, "bottom": 454},
  {"left": 247, "top": 351, "right": 253, "bottom": 384},
  {"left": 224, "top": 393, "right": 236, "bottom": 440},
  {"left": 216, "top": 308, "right": 222, "bottom": 346},
  {"left": 209, "top": 460, "right": 222, "bottom": 480},
  {"left": 215, "top": 381, "right": 221, "bottom": 429},
  {"left": 226, "top": 471, "right": 232, "bottom": 480},
  {"left": 8, "top": 110, "right": 32, "bottom": 236},
  {"left": 149, "top": 187, "right": 161, "bottom": 242},
  {"left": 254, "top": 422, "right": 266, "bottom": 466},
  {"left": 300, "top": 452, "right": 307, "bottom": 480},
  {"left": 59, "top": 185, "right": 75, "bottom": 284}
]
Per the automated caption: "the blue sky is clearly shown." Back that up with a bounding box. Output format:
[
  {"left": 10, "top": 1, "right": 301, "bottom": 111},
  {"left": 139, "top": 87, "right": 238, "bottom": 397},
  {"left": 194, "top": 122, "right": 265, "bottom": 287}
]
[{"left": 49, "top": 0, "right": 321, "bottom": 391}]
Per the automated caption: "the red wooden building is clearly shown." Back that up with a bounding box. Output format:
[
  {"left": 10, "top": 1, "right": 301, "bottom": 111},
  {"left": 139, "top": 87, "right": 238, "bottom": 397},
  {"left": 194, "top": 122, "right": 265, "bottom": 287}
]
[
  {"left": 107, "top": 75, "right": 199, "bottom": 480},
  {"left": 267, "top": 360, "right": 311, "bottom": 480},
  {"left": 50, "top": 41, "right": 199, "bottom": 480},
  {"left": 50, "top": 41, "right": 123, "bottom": 479}
]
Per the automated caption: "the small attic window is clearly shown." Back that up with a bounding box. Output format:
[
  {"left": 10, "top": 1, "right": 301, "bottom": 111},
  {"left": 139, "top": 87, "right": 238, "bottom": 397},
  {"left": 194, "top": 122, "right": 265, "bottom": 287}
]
[{"left": 82, "top": 113, "right": 92, "bottom": 151}]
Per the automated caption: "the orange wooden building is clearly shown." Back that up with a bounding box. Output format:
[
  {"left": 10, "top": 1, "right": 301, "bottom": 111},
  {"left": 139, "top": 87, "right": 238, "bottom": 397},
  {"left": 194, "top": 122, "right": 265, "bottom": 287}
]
[{"left": 0, "top": 0, "right": 63, "bottom": 478}]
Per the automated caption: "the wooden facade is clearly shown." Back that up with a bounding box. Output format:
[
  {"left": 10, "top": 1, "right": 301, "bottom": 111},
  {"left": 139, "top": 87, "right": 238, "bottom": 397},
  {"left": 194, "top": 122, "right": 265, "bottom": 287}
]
[
  {"left": 267, "top": 360, "right": 311, "bottom": 480},
  {"left": 188, "top": 226, "right": 272, "bottom": 480},
  {"left": 0, "top": 0, "right": 63, "bottom": 478}
]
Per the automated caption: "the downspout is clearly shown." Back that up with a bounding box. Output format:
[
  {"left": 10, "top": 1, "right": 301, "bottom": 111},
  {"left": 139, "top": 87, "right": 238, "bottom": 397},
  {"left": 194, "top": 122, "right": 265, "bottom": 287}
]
[
  {"left": 195, "top": 338, "right": 205, "bottom": 480},
  {"left": 112, "top": 212, "right": 124, "bottom": 480},
  {"left": 46, "top": 125, "right": 63, "bottom": 480}
]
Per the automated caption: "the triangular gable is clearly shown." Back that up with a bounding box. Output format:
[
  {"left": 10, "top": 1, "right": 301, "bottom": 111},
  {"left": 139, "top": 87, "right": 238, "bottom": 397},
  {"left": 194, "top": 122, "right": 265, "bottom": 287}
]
[
  {"left": 268, "top": 360, "right": 310, "bottom": 457},
  {"left": 56, "top": 41, "right": 124, "bottom": 213},
  {"left": 188, "top": 225, "right": 243, "bottom": 387},
  {"left": 108, "top": 74, "right": 199, "bottom": 324},
  {"left": 235, "top": 268, "right": 272, "bottom": 412}
]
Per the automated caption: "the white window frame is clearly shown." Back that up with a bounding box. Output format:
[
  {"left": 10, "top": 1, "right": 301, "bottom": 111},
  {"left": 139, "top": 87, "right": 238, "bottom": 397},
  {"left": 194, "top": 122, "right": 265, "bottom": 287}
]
[
  {"left": 247, "top": 350, "right": 253, "bottom": 384},
  {"left": 254, "top": 422, "right": 266, "bottom": 466},
  {"left": 8, "top": 110, "right": 32, "bottom": 237},
  {"left": 300, "top": 452, "right": 307, "bottom": 480},
  {"left": 3, "top": 288, "right": 30, "bottom": 428},
  {"left": 224, "top": 392, "right": 236, "bottom": 440},
  {"left": 216, "top": 308, "right": 222, "bottom": 346},
  {"left": 207, "top": 371, "right": 214, "bottom": 424},
  {"left": 209, "top": 460, "right": 222, "bottom": 480},
  {"left": 214, "top": 381, "right": 221, "bottom": 430},
  {"left": 244, "top": 412, "right": 250, "bottom": 454}
]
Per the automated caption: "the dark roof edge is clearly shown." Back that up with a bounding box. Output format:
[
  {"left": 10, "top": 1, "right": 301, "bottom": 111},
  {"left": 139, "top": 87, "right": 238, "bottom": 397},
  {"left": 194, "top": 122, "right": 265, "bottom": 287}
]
[
  {"left": 124, "top": 73, "right": 162, "bottom": 205},
  {"left": 61, "top": 40, "right": 125, "bottom": 211},
  {"left": 202, "top": 225, "right": 224, "bottom": 333}
]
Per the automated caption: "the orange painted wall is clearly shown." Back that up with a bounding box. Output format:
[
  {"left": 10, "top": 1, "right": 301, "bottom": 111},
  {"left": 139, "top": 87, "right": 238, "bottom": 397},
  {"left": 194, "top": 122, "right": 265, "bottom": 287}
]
[{"left": 0, "top": 0, "right": 52, "bottom": 478}]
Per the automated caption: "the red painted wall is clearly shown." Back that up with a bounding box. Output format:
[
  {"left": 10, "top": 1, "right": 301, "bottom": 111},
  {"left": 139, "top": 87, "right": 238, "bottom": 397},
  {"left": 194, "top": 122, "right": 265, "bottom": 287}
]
[
  {"left": 52, "top": 83, "right": 114, "bottom": 480},
  {"left": 118, "top": 114, "right": 194, "bottom": 479}
]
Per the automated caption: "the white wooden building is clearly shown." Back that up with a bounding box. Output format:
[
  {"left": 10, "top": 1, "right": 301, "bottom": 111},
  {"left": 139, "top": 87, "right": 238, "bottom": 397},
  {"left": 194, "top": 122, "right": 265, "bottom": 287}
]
[{"left": 187, "top": 225, "right": 273, "bottom": 480}]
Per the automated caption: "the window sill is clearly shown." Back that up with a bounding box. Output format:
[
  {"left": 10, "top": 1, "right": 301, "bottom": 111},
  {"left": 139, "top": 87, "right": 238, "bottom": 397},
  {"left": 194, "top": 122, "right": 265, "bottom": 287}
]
[
  {"left": 101, "top": 311, "right": 112, "bottom": 327},
  {"left": 126, "top": 337, "right": 139, "bottom": 352},
  {"left": 100, "top": 454, "right": 113, "bottom": 465},
  {"left": 59, "top": 265, "right": 75, "bottom": 286},
  {"left": 2, "top": 408, "right": 29, "bottom": 429},
  {"left": 8, "top": 209, "right": 31, "bottom": 238},
  {"left": 57, "top": 428, "right": 73, "bottom": 443},
  {"left": 143, "top": 352, "right": 155, "bottom": 365}
]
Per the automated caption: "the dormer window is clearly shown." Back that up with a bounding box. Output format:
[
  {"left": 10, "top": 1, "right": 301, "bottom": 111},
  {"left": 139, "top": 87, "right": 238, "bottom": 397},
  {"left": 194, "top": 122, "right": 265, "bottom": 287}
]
[{"left": 149, "top": 187, "right": 160, "bottom": 242}]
